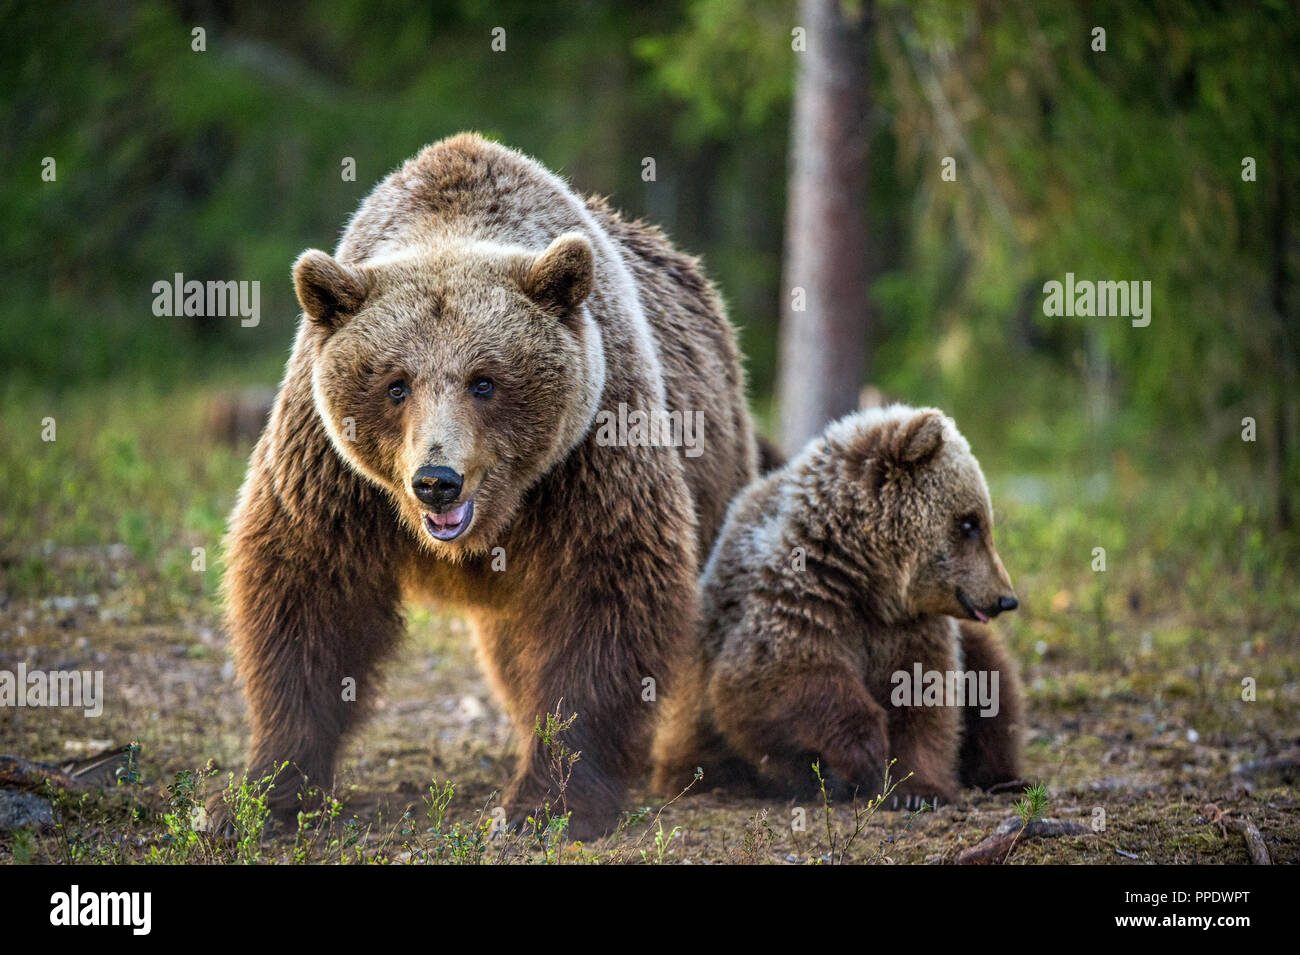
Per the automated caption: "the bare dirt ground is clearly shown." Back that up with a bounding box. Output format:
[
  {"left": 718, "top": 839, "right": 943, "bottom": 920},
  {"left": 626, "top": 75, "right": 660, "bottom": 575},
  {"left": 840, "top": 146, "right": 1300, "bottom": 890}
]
[{"left": 1, "top": 549, "right": 1295, "bottom": 864}]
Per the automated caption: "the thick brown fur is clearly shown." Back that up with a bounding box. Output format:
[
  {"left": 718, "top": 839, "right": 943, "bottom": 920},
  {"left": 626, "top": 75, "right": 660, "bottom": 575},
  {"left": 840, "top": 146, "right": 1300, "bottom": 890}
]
[
  {"left": 652, "top": 405, "right": 1023, "bottom": 804},
  {"left": 216, "top": 133, "right": 757, "bottom": 839}
]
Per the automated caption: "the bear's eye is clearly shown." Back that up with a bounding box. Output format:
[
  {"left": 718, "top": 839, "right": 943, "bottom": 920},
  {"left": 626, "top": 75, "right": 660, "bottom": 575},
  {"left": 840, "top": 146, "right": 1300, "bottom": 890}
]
[
  {"left": 387, "top": 380, "right": 409, "bottom": 403},
  {"left": 470, "top": 377, "right": 494, "bottom": 399},
  {"left": 958, "top": 515, "right": 980, "bottom": 539}
]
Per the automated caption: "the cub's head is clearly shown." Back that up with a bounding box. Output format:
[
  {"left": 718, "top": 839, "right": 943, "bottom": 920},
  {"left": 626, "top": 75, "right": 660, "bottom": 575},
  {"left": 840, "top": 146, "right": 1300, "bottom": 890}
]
[
  {"left": 294, "top": 232, "right": 606, "bottom": 557},
  {"left": 820, "top": 405, "right": 1017, "bottom": 623}
]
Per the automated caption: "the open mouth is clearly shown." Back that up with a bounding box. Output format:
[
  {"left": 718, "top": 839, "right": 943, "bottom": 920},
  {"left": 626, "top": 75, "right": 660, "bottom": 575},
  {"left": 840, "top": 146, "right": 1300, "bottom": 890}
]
[
  {"left": 956, "top": 589, "right": 990, "bottom": 623},
  {"left": 422, "top": 498, "right": 474, "bottom": 542}
]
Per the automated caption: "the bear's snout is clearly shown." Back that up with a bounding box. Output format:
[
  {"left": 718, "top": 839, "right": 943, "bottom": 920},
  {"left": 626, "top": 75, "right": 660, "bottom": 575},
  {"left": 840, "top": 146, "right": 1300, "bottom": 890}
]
[{"left": 412, "top": 465, "right": 464, "bottom": 509}]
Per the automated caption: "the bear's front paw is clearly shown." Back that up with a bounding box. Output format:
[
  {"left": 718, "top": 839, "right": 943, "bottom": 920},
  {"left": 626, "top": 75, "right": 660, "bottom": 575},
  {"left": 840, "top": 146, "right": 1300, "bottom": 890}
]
[
  {"left": 886, "top": 776, "right": 958, "bottom": 812},
  {"left": 501, "top": 801, "right": 618, "bottom": 843},
  {"left": 822, "top": 710, "right": 891, "bottom": 794},
  {"left": 885, "top": 791, "right": 943, "bottom": 812},
  {"left": 201, "top": 791, "right": 236, "bottom": 842}
]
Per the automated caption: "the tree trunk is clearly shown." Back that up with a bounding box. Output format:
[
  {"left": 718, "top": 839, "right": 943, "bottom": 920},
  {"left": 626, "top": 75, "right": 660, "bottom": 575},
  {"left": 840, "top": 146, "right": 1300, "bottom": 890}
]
[
  {"left": 777, "top": 0, "right": 873, "bottom": 456},
  {"left": 1268, "top": 126, "right": 1295, "bottom": 531}
]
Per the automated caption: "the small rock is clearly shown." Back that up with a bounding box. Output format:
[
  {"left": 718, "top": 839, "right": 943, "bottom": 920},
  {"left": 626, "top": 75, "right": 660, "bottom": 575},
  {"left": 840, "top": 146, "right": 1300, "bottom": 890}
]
[{"left": 0, "top": 791, "right": 55, "bottom": 831}]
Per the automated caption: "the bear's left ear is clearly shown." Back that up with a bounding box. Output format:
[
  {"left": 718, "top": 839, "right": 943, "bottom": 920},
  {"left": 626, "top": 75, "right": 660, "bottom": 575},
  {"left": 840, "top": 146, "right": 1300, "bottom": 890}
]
[
  {"left": 889, "top": 411, "right": 946, "bottom": 468},
  {"left": 522, "top": 233, "right": 594, "bottom": 315}
]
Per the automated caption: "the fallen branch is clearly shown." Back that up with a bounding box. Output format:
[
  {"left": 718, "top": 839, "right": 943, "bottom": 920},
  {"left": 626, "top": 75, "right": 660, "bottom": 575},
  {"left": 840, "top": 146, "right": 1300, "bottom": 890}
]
[
  {"left": 0, "top": 745, "right": 134, "bottom": 792},
  {"left": 956, "top": 816, "right": 1091, "bottom": 865},
  {"left": 1202, "top": 804, "right": 1271, "bottom": 865},
  {"left": 1230, "top": 751, "right": 1300, "bottom": 782},
  {"left": 1228, "top": 818, "right": 1272, "bottom": 865}
]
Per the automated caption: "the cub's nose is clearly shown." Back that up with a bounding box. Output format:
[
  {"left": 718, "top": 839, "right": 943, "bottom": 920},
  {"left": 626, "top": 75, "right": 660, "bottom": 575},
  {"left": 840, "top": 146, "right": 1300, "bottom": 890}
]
[
  {"left": 412, "top": 465, "right": 463, "bottom": 508},
  {"left": 996, "top": 596, "right": 1019, "bottom": 613}
]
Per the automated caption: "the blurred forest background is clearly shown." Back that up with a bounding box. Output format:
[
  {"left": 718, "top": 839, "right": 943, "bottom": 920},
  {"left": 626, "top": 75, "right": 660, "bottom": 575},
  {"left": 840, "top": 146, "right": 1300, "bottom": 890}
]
[
  {"left": 0, "top": 0, "right": 1298, "bottom": 863},
  {"left": 3, "top": 0, "right": 1295, "bottom": 490}
]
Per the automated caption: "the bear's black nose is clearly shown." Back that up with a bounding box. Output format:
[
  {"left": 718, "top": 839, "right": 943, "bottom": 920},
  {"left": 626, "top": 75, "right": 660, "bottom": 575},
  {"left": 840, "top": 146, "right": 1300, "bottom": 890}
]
[
  {"left": 413, "top": 465, "right": 463, "bottom": 508},
  {"left": 996, "top": 596, "right": 1019, "bottom": 613}
]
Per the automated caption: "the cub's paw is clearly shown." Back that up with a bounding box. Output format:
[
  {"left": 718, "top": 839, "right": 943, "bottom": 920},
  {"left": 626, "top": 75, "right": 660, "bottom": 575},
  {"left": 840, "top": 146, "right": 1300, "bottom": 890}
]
[
  {"left": 885, "top": 779, "right": 958, "bottom": 812},
  {"left": 885, "top": 792, "right": 943, "bottom": 812}
]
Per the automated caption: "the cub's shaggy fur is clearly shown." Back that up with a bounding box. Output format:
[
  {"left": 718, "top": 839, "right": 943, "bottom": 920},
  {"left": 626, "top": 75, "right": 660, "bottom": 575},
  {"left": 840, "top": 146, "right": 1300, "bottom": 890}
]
[
  {"left": 217, "top": 134, "right": 757, "bottom": 838},
  {"left": 653, "top": 405, "right": 1024, "bottom": 803}
]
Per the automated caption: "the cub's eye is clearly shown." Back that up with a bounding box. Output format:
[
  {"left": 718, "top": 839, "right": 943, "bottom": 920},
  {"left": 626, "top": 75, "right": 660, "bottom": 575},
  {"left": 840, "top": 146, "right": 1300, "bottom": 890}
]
[
  {"left": 470, "top": 377, "right": 494, "bottom": 399},
  {"left": 387, "top": 381, "right": 409, "bottom": 403},
  {"left": 958, "top": 516, "right": 980, "bottom": 539}
]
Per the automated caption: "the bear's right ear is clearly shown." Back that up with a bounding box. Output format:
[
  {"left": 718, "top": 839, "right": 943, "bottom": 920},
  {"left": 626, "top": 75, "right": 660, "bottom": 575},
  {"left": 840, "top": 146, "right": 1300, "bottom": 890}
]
[
  {"left": 293, "top": 249, "right": 370, "bottom": 330},
  {"left": 888, "top": 411, "right": 946, "bottom": 468}
]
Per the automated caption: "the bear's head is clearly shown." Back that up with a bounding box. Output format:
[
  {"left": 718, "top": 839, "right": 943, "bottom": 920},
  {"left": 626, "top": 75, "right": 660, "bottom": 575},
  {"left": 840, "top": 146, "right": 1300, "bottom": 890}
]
[
  {"left": 293, "top": 232, "right": 607, "bottom": 557},
  {"left": 819, "top": 405, "right": 1018, "bottom": 623}
]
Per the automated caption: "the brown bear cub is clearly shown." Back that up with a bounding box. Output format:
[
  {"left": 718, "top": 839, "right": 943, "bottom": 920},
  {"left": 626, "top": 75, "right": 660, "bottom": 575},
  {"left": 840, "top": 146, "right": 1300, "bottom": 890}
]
[
  {"left": 216, "top": 134, "right": 758, "bottom": 840},
  {"left": 652, "top": 405, "right": 1024, "bottom": 805}
]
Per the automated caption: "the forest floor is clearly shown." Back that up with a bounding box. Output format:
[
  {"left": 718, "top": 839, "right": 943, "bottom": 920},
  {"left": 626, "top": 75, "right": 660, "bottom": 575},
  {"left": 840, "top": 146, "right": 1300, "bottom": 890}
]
[{"left": 1, "top": 383, "right": 1296, "bottom": 864}]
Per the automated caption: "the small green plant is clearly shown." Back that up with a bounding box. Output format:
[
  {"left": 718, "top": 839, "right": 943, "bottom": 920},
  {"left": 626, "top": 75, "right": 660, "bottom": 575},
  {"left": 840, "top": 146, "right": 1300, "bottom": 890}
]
[
  {"left": 639, "top": 818, "right": 681, "bottom": 864},
  {"left": 813, "top": 758, "right": 919, "bottom": 864},
  {"left": 737, "top": 808, "right": 775, "bottom": 864},
  {"left": 621, "top": 766, "right": 700, "bottom": 864},
  {"left": 292, "top": 788, "right": 345, "bottom": 864},
  {"left": 114, "top": 740, "right": 143, "bottom": 788},
  {"left": 11, "top": 826, "right": 36, "bottom": 864},
  {"left": 215, "top": 764, "right": 284, "bottom": 865},
  {"left": 519, "top": 705, "right": 581, "bottom": 858},
  {"left": 1015, "top": 783, "right": 1050, "bottom": 828},
  {"left": 150, "top": 768, "right": 207, "bottom": 864},
  {"left": 1004, "top": 783, "right": 1052, "bottom": 861}
]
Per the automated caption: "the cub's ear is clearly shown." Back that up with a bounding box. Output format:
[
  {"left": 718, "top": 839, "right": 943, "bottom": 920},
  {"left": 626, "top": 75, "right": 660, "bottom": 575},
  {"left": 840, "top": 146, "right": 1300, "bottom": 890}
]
[
  {"left": 889, "top": 411, "right": 946, "bottom": 467},
  {"left": 522, "top": 232, "right": 594, "bottom": 315},
  {"left": 293, "top": 249, "right": 370, "bottom": 330}
]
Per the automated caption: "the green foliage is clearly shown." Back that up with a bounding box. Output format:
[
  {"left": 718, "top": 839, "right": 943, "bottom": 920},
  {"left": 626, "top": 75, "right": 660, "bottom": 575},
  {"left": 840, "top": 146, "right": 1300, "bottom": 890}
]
[
  {"left": 812, "top": 757, "right": 923, "bottom": 864},
  {"left": 1015, "top": 783, "right": 1050, "bottom": 828},
  {"left": 221, "top": 765, "right": 282, "bottom": 864},
  {"left": 639, "top": 818, "right": 682, "bottom": 864},
  {"left": 3, "top": 1, "right": 1295, "bottom": 492},
  {"left": 150, "top": 768, "right": 207, "bottom": 864},
  {"left": 870, "top": 0, "right": 1298, "bottom": 489}
]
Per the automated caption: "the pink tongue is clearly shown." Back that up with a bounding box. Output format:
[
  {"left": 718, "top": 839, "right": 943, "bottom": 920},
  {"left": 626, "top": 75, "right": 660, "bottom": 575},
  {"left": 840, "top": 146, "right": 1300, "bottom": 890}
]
[
  {"left": 974, "top": 608, "right": 990, "bottom": 623},
  {"left": 429, "top": 501, "right": 469, "bottom": 527}
]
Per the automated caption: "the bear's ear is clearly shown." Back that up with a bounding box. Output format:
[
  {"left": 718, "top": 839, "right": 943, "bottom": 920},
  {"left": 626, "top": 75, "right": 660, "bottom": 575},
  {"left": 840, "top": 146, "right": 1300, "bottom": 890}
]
[
  {"left": 522, "top": 233, "right": 594, "bottom": 315},
  {"left": 888, "top": 411, "right": 946, "bottom": 468},
  {"left": 293, "top": 249, "right": 370, "bottom": 330}
]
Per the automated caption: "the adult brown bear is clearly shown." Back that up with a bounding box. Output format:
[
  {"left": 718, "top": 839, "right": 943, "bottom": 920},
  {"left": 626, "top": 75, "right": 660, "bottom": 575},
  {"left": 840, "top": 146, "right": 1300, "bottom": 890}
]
[{"left": 216, "top": 134, "right": 757, "bottom": 839}]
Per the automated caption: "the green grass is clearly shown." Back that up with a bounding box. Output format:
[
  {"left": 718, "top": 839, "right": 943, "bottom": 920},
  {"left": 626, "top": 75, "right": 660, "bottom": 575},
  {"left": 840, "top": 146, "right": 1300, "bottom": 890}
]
[{"left": 0, "top": 376, "right": 257, "bottom": 618}]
